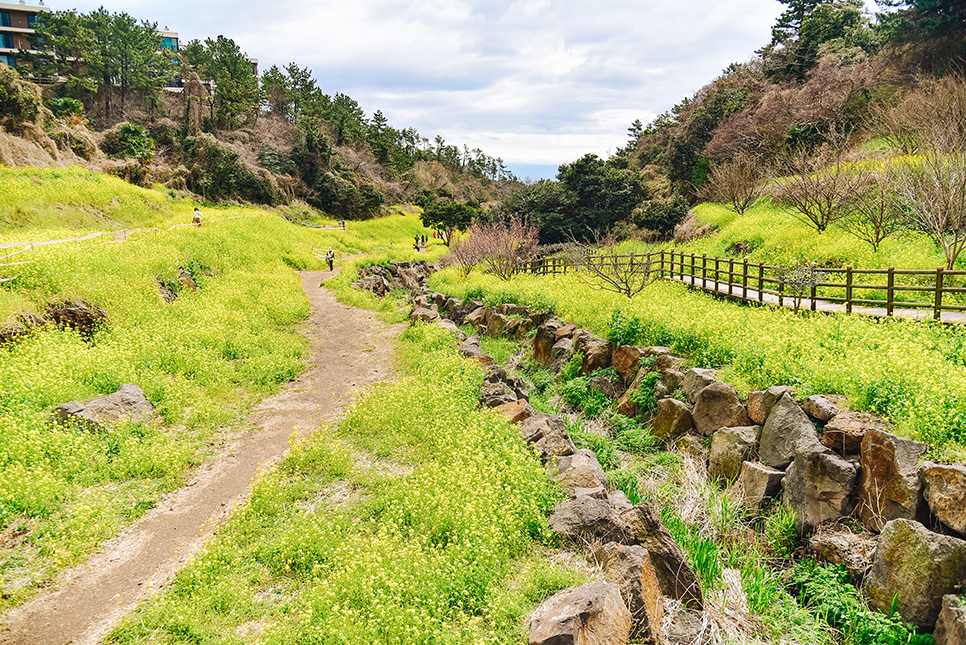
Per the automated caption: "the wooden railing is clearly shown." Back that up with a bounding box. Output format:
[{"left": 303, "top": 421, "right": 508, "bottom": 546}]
[{"left": 518, "top": 250, "right": 966, "bottom": 322}]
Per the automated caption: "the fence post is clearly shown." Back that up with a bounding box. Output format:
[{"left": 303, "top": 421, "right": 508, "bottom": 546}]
[
  {"left": 728, "top": 258, "right": 734, "bottom": 296},
  {"left": 846, "top": 266, "right": 853, "bottom": 314},
  {"left": 758, "top": 263, "right": 764, "bottom": 302},
  {"left": 887, "top": 266, "right": 895, "bottom": 317},
  {"left": 702, "top": 253, "right": 708, "bottom": 289},
  {"left": 934, "top": 266, "right": 945, "bottom": 321},
  {"left": 742, "top": 257, "right": 748, "bottom": 299},
  {"left": 779, "top": 279, "right": 784, "bottom": 308},
  {"left": 810, "top": 262, "right": 818, "bottom": 312},
  {"left": 691, "top": 253, "right": 696, "bottom": 286},
  {"left": 713, "top": 256, "right": 720, "bottom": 291}
]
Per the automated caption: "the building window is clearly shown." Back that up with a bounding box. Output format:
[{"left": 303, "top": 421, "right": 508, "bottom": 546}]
[
  {"left": 0, "top": 13, "right": 10, "bottom": 28},
  {"left": 0, "top": 54, "right": 15, "bottom": 68},
  {"left": 27, "top": 14, "right": 37, "bottom": 27},
  {"left": 161, "top": 36, "right": 179, "bottom": 51},
  {"left": 0, "top": 34, "right": 13, "bottom": 50}
]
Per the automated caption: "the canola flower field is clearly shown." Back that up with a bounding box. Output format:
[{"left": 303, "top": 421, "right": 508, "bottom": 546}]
[{"left": 0, "top": 166, "right": 433, "bottom": 610}]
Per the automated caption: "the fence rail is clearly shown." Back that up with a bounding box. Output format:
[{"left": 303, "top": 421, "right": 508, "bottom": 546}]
[{"left": 518, "top": 250, "right": 966, "bottom": 322}]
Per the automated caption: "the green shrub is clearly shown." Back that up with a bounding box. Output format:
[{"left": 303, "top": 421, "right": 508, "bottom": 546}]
[
  {"left": 560, "top": 376, "right": 610, "bottom": 418},
  {"left": 101, "top": 122, "right": 155, "bottom": 164},
  {"left": 607, "top": 308, "right": 646, "bottom": 347},
  {"left": 791, "top": 561, "right": 932, "bottom": 645},
  {"left": 632, "top": 196, "right": 690, "bottom": 234},
  {"left": 566, "top": 418, "right": 619, "bottom": 471},
  {"left": 48, "top": 96, "right": 84, "bottom": 119},
  {"left": 631, "top": 371, "right": 662, "bottom": 413}
]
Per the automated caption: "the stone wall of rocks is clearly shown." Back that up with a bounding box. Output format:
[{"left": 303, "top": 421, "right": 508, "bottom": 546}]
[{"left": 398, "top": 281, "right": 966, "bottom": 642}]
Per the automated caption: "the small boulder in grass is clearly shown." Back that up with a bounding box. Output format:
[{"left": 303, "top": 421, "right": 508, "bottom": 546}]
[
  {"left": 736, "top": 461, "right": 784, "bottom": 509},
  {"left": 783, "top": 444, "right": 858, "bottom": 535},
  {"left": 555, "top": 449, "right": 609, "bottom": 497},
  {"left": 548, "top": 338, "right": 575, "bottom": 372},
  {"left": 611, "top": 345, "right": 646, "bottom": 383},
  {"left": 822, "top": 411, "right": 888, "bottom": 455},
  {"left": 681, "top": 367, "right": 716, "bottom": 404},
  {"left": 759, "top": 392, "right": 821, "bottom": 470},
  {"left": 549, "top": 496, "right": 635, "bottom": 545},
  {"left": 747, "top": 385, "right": 795, "bottom": 425},
  {"left": 865, "top": 519, "right": 966, "bottom": 631},
  {"left": 52, "top": 384, "right": 154, "bottom": 433},
  {"left": 409, "top": 306, "right": 439, "bottom": 323},
  {"left": 533, "top": 320, "right": 562, "bottom": 365},
  {"left": 935, "top": 595, "right": 966, "bottom": 645},
  {"left": 709, "top": 425, "right": 760, "bottom": 482},
  {"left": 596, "top": 542, "right": 664, "bottom": 645},
  {"left": 621, "top": 502, "right": 704, "bottom": 610},
  {"left": 856, "top": 430, "right": 928, "bottom": 533}
]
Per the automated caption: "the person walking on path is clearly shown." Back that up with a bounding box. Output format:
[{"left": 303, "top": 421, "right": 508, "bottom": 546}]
[
  {"left": 325, "top": 247, "right": 335, "bottom": 271},
  {"left": 193, "top": 207, "right": 202, "bottom": 226}
]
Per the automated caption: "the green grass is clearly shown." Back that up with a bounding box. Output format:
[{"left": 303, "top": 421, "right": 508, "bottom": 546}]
[{"left": 107, "top": 323, "right": 576, "bottom": 645}]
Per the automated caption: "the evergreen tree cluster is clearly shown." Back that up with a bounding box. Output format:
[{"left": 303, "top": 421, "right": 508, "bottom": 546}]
[{"left": 7, "top": 6, "right": 516, "bottom": 218}]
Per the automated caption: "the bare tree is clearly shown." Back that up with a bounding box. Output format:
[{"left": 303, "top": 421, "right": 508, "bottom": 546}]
[
  {"left": 567, "top": 241, "right": 662, "bottom": 298},
  {"left": 873, "top": 75, "right": 966, "bottom": 156},
  {"left": 446, "top": 233, "right": 485, "bottom": 277},
  {"left": 870, "top": 95, "right": 922, "bottom": 156},
  {"left": 892, "top": 151, "right": 966, "bottom": 270},
  {"left": 837, "top": 173, "right": 903, "bottom": 252},
  {"left": 458, "top": 216, "right": 539, "bottom": 281},
  {"left": 708, "top": 153, "right": 765, "bottom": 214},
  {"left": 771, "top": 146, "right": 867, "bottom": 234}
]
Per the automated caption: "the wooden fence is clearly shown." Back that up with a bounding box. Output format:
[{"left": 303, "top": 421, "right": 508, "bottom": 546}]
[{"left": 519, "top": 250, "right": 966, "bottom": 321}]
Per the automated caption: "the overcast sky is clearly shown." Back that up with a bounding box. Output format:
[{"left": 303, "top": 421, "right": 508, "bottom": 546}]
[{"left": 50, "top": 0, "right": 786, "bottom": 179}]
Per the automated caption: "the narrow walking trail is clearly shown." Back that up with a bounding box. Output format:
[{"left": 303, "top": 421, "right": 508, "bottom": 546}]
[{"left": 0, "top": 269, "right": 403, "bottom": 645}]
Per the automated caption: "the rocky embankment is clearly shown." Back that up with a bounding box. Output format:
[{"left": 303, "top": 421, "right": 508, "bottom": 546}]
[{"left": 355, "top": 262, "right": 966, "bottom": 645}]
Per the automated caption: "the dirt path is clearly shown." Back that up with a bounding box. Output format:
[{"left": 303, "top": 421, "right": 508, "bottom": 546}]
[{"left": 0, "top": 269, "right": 403, "bottom": 645}]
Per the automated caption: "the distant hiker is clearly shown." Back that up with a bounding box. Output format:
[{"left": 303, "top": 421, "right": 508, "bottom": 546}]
[
  {"left": 415, "top": 235, "right": 420, "bottom": 246},
  {"left": 193, "top": 207, "right": 202, "bottom": 226},
  {"left": 325, "top": 247, "right": 335, "bottom": 271}
]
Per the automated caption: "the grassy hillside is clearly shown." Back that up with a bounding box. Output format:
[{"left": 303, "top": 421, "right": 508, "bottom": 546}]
[
  {"left": 0, "top": 166, "right": 435, "bottom": 609},
  {"left": 683, "top": 199, "right": 951, "bottom": 270}
]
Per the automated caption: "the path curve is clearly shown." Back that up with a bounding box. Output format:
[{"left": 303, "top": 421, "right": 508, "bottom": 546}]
[{"left": 0, "top": 269, "right": 402, "bottom": 645}]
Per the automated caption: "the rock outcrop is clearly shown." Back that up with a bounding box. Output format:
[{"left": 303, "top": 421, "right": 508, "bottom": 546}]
[
  {"left": 865, "top": 519, "right": 966, "bottom": 630},
  {"left": 527, "top": 581, "right": 632, "bottom": 645}
]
